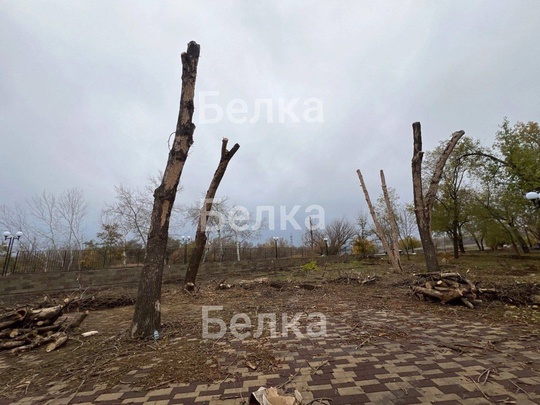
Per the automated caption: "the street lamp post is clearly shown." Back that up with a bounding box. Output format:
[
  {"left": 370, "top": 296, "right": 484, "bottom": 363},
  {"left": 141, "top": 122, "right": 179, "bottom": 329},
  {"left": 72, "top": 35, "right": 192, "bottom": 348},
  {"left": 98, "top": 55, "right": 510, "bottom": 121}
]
[
  {"left": 526, "top": 191, "right": 540, "bottom": 207},
  {"left": 181, "top": 235, "right": 191, "bottom": 265},
  {"left": 273, "top": 237, "right": 279, "bottom": 259},
  {"left": 2, "top": 231, "right": 23, "bottom": 276},
  {"left": 323, "top": 237, "right": 329, "bottom": 256}
]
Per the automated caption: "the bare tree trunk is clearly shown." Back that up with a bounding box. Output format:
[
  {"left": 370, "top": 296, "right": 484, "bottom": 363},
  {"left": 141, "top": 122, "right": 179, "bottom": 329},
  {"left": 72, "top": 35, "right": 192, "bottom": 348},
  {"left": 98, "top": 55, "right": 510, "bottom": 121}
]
[
  {"left": 130, "top": 41, "right": 200, "bottom": 339},
  {"left": 509, "top": 222, "right": 530, "bottom": 253},
  {"left": 380, "top": 170, "right": 403, "bottom": 272},
  {"left": 452, "top": 219, "right": 459, "bottom": 259},
  {"left": 458, "top": 226, "right": 466, "bottom": 253},
  {"left": 356, "top": 169, "right": 401, "bottom": 272},
  {"left": 411, "top": 122, "right": 464, "bottom": 273},
  {"left": 184, "top": 138, "right": 240, "bottom": 288}
]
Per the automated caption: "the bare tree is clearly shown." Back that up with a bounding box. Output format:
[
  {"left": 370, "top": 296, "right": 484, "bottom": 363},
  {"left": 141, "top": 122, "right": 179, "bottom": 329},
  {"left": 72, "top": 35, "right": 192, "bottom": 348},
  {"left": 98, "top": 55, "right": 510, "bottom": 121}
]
[
  {"left": 325, "top": 217, "right": 356, "bottom": 255},
  {"left": 380, "top": 170, "right": 403, "bottom": 270},
  {"left": 103, "top": 185, "right": 152, "bottom": 247},
  {"left": 57, "top": 188, "right": 88, "bottom": 251},
  {"left": 0, "top": 204, "right": 39, "bottom": 252},
  {"left": 184, "top": 138, "right": 240, "bottom": 288},
  {"left": 357, "top": 169, "right": 402, "bottom": 271},
  {"left": 411, "top": 122, "right": 464, "bottom": 272},
  {"left": 28, "top": 191, "right": 61, "bottom": 250},
  {"left": 130, "top": 41, "right": 200, "bottom": 339}
]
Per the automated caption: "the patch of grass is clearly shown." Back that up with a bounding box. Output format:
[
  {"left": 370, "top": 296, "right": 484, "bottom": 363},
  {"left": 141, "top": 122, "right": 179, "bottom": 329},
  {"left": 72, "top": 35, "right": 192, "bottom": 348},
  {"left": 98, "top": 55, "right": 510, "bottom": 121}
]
[{"left": 301, "top": 260, "right": 318, "bottom": 271}]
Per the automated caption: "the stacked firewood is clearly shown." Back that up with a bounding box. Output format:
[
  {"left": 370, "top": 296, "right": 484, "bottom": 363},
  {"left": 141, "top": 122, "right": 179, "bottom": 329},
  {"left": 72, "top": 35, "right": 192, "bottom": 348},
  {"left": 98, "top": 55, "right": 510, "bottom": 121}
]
[
  {"left": 411, "top": 272, "right": 481, "bottom": 309},
  {"left": 0, "top": 301, "right": 88, "bottom": 354}
]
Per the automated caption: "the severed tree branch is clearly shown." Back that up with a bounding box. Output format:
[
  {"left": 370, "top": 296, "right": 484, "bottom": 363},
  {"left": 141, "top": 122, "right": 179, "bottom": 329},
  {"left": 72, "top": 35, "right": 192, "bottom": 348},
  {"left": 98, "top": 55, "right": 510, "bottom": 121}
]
[{"left": 184, "top": 138, "right": 240, "bottom": 288}]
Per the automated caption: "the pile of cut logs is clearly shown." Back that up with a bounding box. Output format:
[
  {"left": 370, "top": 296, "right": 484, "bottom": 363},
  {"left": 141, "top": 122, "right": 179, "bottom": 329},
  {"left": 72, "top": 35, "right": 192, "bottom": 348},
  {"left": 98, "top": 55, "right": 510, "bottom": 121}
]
[
  {"left": 411, "top": 272, "right": 481, "bottom": 309},
  {"left": 0, "top": 301, "right": 88, "bottom": 354}
]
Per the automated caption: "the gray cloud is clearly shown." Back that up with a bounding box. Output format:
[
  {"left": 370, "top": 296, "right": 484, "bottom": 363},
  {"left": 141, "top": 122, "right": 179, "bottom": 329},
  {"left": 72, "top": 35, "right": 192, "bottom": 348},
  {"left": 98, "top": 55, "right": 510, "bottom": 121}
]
[{"left": 1, "top": 1, "right": 539, "bottom": 242}]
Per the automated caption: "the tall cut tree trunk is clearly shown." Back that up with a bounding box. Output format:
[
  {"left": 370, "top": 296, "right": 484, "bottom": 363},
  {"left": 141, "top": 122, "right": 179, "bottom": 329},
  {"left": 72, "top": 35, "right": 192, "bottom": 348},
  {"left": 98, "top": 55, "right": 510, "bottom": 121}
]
[
  {"left": 184, "top": 138, "right": 240, "bottom": 288},
  {"left": 411, "top": 122, "right": 464, "bottom": 273},
  {"left": 356, "top": 169, "right": 401, "bottom": 272},
  {"left": 130, "top": 41, "right": 200, "bottom": 339},
  {"left": 380, "top": 170, "right": 403, "bottom": 271}
]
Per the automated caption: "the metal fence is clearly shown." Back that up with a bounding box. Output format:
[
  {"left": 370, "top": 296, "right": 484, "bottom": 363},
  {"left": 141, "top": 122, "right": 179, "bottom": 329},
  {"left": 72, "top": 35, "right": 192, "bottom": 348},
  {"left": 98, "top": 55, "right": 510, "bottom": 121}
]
[{"left": 0, "top": 245, "right": 312, "bottom": 275}]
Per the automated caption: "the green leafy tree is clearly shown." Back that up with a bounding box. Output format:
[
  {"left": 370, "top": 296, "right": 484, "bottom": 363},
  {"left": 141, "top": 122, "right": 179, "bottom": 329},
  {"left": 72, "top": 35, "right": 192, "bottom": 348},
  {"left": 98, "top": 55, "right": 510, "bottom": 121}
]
[
  {"left": 473, "top": 119, "right": 540, "bottom": 254},
  {"left": 426, "top": 136, "right": 484, "bottom": 258},
  {"left": 353, "top": 237, "right": 377, "bottom": 257}
]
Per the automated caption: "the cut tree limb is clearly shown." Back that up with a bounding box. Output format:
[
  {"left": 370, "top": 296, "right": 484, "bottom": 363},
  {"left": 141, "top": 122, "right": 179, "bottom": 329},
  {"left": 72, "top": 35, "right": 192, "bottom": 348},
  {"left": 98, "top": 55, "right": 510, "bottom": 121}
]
[
  {"left": 184, "top": 138, "right": 240, "bottom": 288},
  {"left": 11, "top": 333, "right": 60, "bottom": 355},
  {"left": 45, "top": 333, "right": 68, "bottom": 352},
  {"left": 0, "top": 309, "right": 28, "bottom": 331}
]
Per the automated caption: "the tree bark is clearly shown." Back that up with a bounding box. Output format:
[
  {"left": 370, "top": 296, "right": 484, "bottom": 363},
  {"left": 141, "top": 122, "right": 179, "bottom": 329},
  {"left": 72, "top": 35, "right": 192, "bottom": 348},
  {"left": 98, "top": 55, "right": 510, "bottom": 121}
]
[
  {"left": 130, "top": 41, "right": 200, "bottom": 339},
  {"left": 356, "top": 169, "right": 401, "bottom": 272},
  {"left": 452, "top": 219, "right": 459, "bottom": 259},
  {"left": 380, "top": 170, "right": 403, "bottom": 272},
  {"left": 184, "top": 138, "right": 240, "bottom": 288},
  {"left": 411, "top": 122, "right": 464, "bottom": 273}
]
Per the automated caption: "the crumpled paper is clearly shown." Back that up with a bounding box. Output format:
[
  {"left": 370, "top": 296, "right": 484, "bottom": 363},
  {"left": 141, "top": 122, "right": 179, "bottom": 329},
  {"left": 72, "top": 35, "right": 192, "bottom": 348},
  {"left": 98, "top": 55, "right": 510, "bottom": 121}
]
[{"left": 249, "top": 386, "right": 303, "bottom": 405}]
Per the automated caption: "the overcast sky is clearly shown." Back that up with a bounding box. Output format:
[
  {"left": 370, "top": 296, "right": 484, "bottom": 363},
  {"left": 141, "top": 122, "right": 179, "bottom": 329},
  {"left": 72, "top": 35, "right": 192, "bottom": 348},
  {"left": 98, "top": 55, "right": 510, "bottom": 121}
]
[{"left": 1, "top": 1, "right": 539, "bottom": 244}]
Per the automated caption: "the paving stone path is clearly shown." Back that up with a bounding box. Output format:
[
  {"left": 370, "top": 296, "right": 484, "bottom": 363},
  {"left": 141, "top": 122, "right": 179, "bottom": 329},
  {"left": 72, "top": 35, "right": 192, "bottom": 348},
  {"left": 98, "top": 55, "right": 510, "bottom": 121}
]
[{"left": 4, "top": 307, "right": 540, "bottom": 405}]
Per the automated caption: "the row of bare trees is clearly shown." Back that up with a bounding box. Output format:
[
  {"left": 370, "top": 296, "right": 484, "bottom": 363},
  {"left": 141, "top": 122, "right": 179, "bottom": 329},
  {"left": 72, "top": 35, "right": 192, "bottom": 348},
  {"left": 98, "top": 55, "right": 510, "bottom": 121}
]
[{"left": 1, "top": 189, "right": 87, "bottom": 252}]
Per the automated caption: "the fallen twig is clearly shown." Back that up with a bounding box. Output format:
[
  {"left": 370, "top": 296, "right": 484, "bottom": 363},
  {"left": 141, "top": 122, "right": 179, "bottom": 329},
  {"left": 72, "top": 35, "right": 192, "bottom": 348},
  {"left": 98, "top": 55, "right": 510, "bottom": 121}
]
[
  {"left": 469, "top": 376, "right": 490, "bottom": 402},
  {"left": 510, "top": 380, "right": 533, "bottom": 400},
  {"left": 278, "top": 367, "right": 303, "bottom": 389}
]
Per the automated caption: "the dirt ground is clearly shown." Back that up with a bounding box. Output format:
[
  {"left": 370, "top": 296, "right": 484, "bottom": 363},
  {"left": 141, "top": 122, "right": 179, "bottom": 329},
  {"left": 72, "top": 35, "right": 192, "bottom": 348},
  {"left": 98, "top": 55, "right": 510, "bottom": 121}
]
[{"left": 0, "top": 252, "right": 539, "bottom": 402}]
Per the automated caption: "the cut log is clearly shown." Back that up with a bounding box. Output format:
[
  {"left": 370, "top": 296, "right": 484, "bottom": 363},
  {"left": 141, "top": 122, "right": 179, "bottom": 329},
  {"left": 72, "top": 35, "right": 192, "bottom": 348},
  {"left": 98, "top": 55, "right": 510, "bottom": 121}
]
[
  {"left": 0, "top": 309, "right": 29, "bottom": 331},
  {"left": 412, "top": 286, "right": 464, "bottom": 304},
  {"left": 29, "top": 305, "right": 64, "bottom": 323},
  {"left": 0, "top": 340, "right": 26, "bottom": 350},
  {"left": 460, "top": 297, "right": 474, "bottom": 309},
  {"left": 11, "top": 333, "right": 60, "bottom": 355},
  {"left": 45, "top": 333, "right": 68, "bottom": 352}
]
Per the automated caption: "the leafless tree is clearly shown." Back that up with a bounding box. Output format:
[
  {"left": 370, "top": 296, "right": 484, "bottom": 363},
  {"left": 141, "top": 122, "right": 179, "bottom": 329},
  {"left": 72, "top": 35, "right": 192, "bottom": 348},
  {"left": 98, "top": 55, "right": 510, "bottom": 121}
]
[
  {"left": 28, "top": 191, "right": 61, "bottom": 250},
  {"left": 357, "top": 169, "right": 402, "bottom": 271},
  {"left": 324, "top": 217, "right": 356, "bottom": 255},
  {"left": 103, "top": 185, "right": 152, "bottom": 248},
  {"left": 0, "top": 204, "right": 39, "bottom": 252},
  {"left": 57, "top": 188, "right": 88, "bottom": 251}
]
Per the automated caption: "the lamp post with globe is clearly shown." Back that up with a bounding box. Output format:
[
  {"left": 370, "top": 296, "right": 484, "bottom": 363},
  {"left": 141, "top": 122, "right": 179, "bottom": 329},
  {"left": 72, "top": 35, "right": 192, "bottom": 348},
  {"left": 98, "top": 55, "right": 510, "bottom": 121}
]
[{"left": 2, "top": 231, "right": 23, "bottom": 276}]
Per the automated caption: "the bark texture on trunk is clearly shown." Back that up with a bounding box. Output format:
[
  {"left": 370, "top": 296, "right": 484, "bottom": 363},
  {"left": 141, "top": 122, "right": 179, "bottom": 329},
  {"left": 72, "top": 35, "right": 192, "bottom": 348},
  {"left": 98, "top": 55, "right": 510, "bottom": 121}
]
[
  {"left": 380, "top": 170, "right": 403, "bottom": 272},
  {"left": 357, "top": 169, "right": 401, "bottom": 272},
  {"left": 411, "top": 122, "right": 464, "bottom": 273},
  {"left": 130, "top": 41, "right": 200, "bottom": 339},
  {"left": 184, "top": 138, "right": 240, "bottom": 288}
]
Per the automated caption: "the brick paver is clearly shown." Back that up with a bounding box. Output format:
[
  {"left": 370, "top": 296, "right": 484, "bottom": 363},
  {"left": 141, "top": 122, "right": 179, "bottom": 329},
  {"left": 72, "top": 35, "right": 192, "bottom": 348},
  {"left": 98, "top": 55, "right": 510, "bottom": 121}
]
[{"left": 2, "top": 308, "right": 539, "bottom": 404}]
